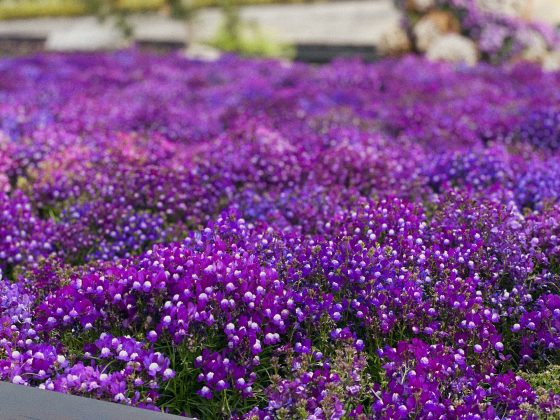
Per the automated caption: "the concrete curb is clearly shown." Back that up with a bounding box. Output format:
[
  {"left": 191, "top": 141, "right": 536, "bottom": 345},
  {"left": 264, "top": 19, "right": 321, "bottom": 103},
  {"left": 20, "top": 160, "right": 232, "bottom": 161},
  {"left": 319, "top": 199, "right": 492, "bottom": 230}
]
[
  {"left": 0, "top": 1, "right": 399, "bottom": 47},
  {"left": 0, "top": 382, "right": 189, "bottom": 420}
]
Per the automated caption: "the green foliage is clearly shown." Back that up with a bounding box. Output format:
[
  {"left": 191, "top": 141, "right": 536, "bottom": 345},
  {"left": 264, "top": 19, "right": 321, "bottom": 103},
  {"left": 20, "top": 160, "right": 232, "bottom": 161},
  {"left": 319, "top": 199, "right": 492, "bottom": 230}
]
[
  {"left": 0, "top": 0, "right": 162, "bottom": 20},
  {"left": 81, "top": 0, "right": 134, "bottom": 38},
  {"left": 521, "top": 365, "right": 560, "bottom": 395},
  {"left": 165, "top": 0, "right": 197, "bottom": 20},
  {"left": 157, "top": 340, "right": 212, "bottom": 417},
  {"left": 0, "top": 0, "right": 86, "bottom": 19},
  {"left": 157, "top": 336, "right": 269, "bottom": 418},
  {"left": 519, "top": 365, "right": 560, "bottom": 419},
  {"left": 0, "top": 0, "right": 313, "bottom": 20},
  {"left": 208, "top": 5, "right": 294, "bottom": 58}
]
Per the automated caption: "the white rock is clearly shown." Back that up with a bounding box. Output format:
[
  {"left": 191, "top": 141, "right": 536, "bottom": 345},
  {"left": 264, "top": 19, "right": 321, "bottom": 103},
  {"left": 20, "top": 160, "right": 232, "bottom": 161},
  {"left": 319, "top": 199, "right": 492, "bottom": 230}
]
[
  {"left": 426, "top": 33, "right": 478, "bottom": 65},
  {"left": 46, "top": 17, "right": 128, "bottom": 51},
  {"left": 543, "top": 50, "right": 560, "bottom": 71},
  {"left": 475, "top": 0, "right": 534, "bottom": 19},
  {"left": 413, "top": 17, "right": 444, "bottom": 52},
  {"left": 532, "top": 0, "right": 560, "bottom": 26},
  {"left": 413, "top": 10, "right": 460, "bottom": 52},
  {"left": 184, "top": 43, "right": 222, "bottom": 62},
  {"left": 378, "top": 23, "right": 411, "bottom": 55},
  {"left": 409, "top": 0, "right": 437, "bottom": 13},
  {"left": 517, "top": 29, "right": 549, "bottom": 62}
]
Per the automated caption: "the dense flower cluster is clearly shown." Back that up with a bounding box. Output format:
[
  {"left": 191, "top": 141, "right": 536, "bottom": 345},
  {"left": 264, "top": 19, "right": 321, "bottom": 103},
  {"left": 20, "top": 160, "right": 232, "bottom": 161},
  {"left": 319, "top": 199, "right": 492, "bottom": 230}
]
[
  {"left": 1, "top": 51, "right": 560, "bottom": 418},
  {"left": 396, "top": 0, "right": 560, "bottom": 67}
]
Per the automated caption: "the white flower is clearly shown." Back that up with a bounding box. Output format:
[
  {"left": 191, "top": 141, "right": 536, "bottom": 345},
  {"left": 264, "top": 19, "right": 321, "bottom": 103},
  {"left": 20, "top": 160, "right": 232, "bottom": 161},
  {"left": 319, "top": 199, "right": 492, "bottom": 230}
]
[
  {"left": 12, "top": 375, "right": 24, "bottom": 384},
  {"left": 114, "top": 393, "right": 126, "bottom": 402}
]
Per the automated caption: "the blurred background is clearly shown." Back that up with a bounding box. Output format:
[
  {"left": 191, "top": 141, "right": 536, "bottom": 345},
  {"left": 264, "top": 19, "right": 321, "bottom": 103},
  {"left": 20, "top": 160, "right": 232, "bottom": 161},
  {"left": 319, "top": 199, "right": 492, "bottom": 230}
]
[{"left": 0, "top": 0, "right": 560, "bottom": 65}]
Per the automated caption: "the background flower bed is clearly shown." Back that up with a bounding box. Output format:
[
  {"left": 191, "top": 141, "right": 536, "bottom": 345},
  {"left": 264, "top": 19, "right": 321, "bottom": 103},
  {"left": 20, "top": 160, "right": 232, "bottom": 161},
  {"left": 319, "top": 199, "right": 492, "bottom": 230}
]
[
  {"left": 1, "top": 51, "right": 560, "bottom": 418},
  {"left": 387, "top": 0, "right": 560, "bottom": 68}
]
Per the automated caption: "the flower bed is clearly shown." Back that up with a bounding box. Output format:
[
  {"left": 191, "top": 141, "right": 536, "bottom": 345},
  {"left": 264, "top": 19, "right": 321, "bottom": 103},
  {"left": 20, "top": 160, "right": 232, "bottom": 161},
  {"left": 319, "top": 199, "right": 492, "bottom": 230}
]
[
  {"left": 1, "top": 51, "right": 560, "bottom": 418},
  {"left": 392, "top": 0, "right": 560, "bottom": 68}
]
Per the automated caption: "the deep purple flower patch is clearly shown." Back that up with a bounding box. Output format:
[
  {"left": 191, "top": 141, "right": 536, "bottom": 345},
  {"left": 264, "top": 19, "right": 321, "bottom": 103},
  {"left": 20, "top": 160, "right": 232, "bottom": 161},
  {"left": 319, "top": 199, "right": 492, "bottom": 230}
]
[{"left": 0, "top": 51, "right": 559, "bottom": 418}]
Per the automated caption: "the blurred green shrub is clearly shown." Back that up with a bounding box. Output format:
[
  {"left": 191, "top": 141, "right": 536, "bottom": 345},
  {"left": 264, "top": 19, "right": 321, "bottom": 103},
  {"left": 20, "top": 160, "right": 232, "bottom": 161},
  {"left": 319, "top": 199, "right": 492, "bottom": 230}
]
[
  {"left": 209, "top": 20, "right": 294, "bottom": 58},
  {"left": 207, "top": 0, "right": 294, "bottom": 58}
]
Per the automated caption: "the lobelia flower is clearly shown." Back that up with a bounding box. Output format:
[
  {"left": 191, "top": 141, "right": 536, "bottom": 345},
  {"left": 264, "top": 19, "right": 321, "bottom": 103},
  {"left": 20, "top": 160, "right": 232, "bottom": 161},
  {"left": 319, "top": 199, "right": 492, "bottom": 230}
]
[{"left": 0, "top": 51, "right": 559, "bottom": 417}]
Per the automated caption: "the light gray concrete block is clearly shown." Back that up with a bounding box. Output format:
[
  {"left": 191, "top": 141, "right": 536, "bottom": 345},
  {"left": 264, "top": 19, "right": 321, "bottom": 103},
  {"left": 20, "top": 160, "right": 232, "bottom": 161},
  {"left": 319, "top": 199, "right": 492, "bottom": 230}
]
[
  {"left": 45, "top": 17, "right": 128, "bottom": 51},
  {"left": 0, "top": 381, "right": 187, "bottom": 420}
]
